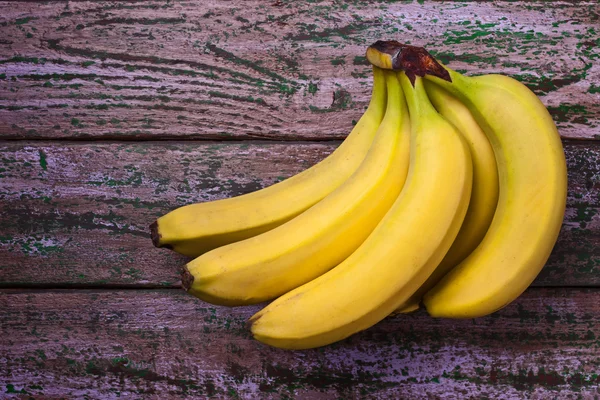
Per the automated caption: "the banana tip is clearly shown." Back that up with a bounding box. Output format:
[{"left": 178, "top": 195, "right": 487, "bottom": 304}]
[
  {"left": 247, "top": 312, "right": 260, "bottom": 324},
  {"left": 149, "top": 221, "right": 172, "bottom": 249},
  {"left": 246, "top": 311, "right": 264, "bottom": 332},
  {"left": 181, "top": 265, "right": 194, "bottom": 291},
  {"left": 149, "top": 221, "right": 161, "bottom": 247}
]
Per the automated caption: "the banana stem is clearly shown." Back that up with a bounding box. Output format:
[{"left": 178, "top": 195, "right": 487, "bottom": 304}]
[
  {"left": 369, "top": 66, "right": 387, "bottom": 111},
  {"left": 399, "top": 73, "right": 438, "bottom": 126},
  {"left": 424, "top": 69, "right": 470, "bottom": 101},
  {"left": 382, "top": 70, "right": 404, "bottom": 119},
  {"left": 365, "top": 40, "right": 475, "bottom": 112},
  {"left": 365, "top": 40, "right": 451, "bottom": 85}
]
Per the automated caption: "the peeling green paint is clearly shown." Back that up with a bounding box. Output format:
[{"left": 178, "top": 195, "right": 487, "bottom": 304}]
[
  {"left": 5, "top": 384, "right": 28, "bottom": 394},
  {"left": 38, "top": 150, "right": 47, "bottom": 170},
  {"left": 15, "top": 16, "right": 37, "bottom": 25}
]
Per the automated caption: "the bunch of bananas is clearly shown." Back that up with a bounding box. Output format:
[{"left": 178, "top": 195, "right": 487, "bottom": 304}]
[{"left": 151, "top": 41, "right": 567, "bottom": 349}]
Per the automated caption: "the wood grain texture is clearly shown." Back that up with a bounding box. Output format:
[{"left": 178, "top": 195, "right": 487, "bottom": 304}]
[
  {"left": 0, "top": 1, "right": 598, "bottom": 140},
  {"left": 2, "top": 288, "right": 600, "bottom": 399},
  {"left": 1, "top": 2, "right": 598, "bottom": 398},
  {"left": 0, "top": 140, "right": 332, "bottom": 287},
  {"left": 0, "top": 140, "right": 598, "bottom": 287}
]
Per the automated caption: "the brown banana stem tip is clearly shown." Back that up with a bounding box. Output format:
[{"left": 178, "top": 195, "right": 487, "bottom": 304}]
[
  {"left": 366, "top": 40, "right": 451, "bottom": 85},
  {"left": 149, "top": 221, "right": 162, "bottom": 247},
  {"left": 181, "top": 265, "right": 194, "bottom": 291},
  {"left": 149, "top": 221, "right": 172, "bottom": 249}
]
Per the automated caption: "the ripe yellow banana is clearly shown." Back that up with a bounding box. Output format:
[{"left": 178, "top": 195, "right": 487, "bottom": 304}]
[
  {"left": 395, "top": 81, "right": 499, "bottom": 313},
  {"left": 423, "top": 67, "right": 567, "bottom": 318},
  {"left": 249, "top": 73, "right": 472, "bottom": 349},
  {"left": 150, "top": 66, "right": 387, "bottom": 257},
  {"left": 182, "top": 70, "right": 410, "bottom": 306}
]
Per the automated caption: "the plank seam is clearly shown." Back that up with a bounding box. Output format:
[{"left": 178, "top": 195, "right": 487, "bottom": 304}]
[
  {"left": 0, "top": 138, "right": 596, "bottom": 146},
  {"left": 0, "top": 283, "right": 181, "bottom": 290},
  {"left": 0, "top": 284, "right": 598, "bottom": 291}
]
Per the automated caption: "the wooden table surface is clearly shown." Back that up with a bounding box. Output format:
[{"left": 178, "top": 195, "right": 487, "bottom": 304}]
[{"left": 1, "top": 1, "right": 600, "bottom": 398}]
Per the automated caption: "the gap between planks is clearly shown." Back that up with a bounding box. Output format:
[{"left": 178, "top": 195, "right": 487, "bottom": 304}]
[
  {"left": 0, "top": 138, "right": 348, "bottom": 145},
  {"left": 0, "top": 138, "right": 597, "bottom": 145},
  {"left": 2, "top": 285, "right": 600, "bottom": 292},
  {"left": 0, "top": 283, "right": 182, "bottom": 291}
]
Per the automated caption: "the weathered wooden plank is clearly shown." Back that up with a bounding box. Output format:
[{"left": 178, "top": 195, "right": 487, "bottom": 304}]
[
  {"left": 0, "top": 140, "right": 598, "bottom": 287},
  {"left": 0, "top": 1, "right": 598, "bottom": 140},
  {"left": 1, "top": 288, "right": 600, "bottom": 398},
  {"left": 0, "top": 141, "right": 332, "bottom": 287}
]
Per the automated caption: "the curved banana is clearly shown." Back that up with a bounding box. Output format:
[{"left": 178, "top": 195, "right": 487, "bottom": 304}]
[
  {"left": 151, "top": 66, "right": 387, "bottom": 257},
  {"left": 423, "top": 67, "right": 567, "bottom": 318},
  {"left": 249, "top": 73, "right": 472, "bottom": 349},
  {"left": 395, "top": 81, "right": 499, "bottom": 313},
  {"left": 182, "top": 70, "right": 410, "bottom": 306}
]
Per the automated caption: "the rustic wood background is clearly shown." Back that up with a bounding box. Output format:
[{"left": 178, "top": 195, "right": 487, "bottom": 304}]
[{"left": 1, "top": 0, "right": 599, "bottom": 398}]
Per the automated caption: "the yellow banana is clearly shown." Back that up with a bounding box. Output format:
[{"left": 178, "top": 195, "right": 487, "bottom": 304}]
[
  {"left": 151, "top": 66, "right": 387, "bottom": 257},
  {"left": 249, "top": 73, "right": 472, "bottom": 349},
  {"left": 182, "top": 70, "right": 410, "bottom": 306},
  {"left": 395, "top": 81, "right": 499, "bottom": 313},
  {"left": 423, "top": 67, "right": 567, "bottom": 318}
]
